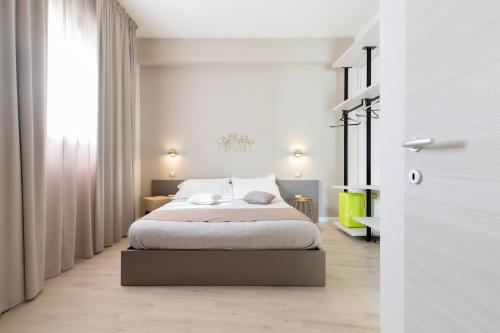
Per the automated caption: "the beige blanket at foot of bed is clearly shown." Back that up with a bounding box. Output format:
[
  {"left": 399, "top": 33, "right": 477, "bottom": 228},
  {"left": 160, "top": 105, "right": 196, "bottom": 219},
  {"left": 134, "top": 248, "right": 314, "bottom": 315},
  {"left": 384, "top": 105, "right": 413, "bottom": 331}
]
[{"left": 141, "top": 207, "right": 312, "bottom": 223}]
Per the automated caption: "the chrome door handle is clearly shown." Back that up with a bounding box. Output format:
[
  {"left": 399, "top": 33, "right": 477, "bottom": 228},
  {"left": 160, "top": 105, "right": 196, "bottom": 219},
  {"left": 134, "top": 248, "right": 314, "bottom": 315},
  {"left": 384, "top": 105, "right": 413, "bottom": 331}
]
[{"left": 402, "top": 137, "right": 434, "bottom": 152}]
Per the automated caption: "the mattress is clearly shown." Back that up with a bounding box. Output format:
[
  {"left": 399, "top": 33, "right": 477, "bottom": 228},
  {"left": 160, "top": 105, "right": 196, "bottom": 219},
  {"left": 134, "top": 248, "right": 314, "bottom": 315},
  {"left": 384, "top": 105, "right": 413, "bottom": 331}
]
[{"left": 128, "top": 198, "right": 321, "bottom": 250}]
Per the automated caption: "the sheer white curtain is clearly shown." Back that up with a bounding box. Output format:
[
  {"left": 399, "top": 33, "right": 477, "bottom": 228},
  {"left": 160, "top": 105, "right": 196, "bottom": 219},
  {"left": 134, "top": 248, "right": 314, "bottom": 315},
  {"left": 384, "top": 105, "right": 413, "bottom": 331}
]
[{"left": 45, "top": 0, "right": 98, "bottom": 278}]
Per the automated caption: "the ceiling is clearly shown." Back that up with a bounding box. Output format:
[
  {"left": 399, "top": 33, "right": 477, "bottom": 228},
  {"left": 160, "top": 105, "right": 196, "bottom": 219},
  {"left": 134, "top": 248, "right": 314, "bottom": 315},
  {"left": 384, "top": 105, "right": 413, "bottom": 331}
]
[{"left": 119, "top": 0, "right": 379, "bottom": 39}]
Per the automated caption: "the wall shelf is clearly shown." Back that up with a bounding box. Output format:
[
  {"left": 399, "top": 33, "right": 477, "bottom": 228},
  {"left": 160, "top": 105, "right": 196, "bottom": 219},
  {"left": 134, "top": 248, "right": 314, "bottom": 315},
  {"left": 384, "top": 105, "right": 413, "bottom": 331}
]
[
  {"left": 332, "top": 185, "right": 380, "bottom": 191},
  {"left": 330, "top": 17, "right": 380, "bottom": 242},
  {"left": 334, "top": 221, "right": 380, "bottom": 237},
  {"left": 353, "top": 217, "right": 380, "bottom": 232},
  {"left": 331, "top": 20, "right": 379, "bottom": 69},
  {"left": 330, "top": 82, "right": 380, "bottom": 113}
]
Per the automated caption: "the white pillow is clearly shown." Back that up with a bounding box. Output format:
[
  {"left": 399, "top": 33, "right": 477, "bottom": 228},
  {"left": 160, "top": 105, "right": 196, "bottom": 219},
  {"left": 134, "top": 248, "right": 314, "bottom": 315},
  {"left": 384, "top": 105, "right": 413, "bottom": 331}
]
[
  {"left": 187, "top": 193, "right": 221, "bottom": 205},
  {"left": 231, "top": 174, "right": 281, "bottom": 200},
  {"left": 175, "top": 178, "right": 232, "bottom": 199}
]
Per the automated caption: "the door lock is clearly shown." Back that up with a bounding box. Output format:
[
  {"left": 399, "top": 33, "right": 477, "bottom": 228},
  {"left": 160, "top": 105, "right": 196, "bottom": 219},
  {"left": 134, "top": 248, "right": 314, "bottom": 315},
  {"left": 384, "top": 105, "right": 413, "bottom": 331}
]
[{"left": 408, "top": 169, "right": 422, "bottom": 184}]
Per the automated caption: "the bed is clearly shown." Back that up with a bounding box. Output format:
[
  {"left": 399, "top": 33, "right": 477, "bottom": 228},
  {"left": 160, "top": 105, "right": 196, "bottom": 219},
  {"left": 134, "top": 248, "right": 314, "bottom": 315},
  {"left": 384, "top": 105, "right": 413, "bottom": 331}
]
[{"left": 121, "top": 178, "right": 325, "bottom": 286}]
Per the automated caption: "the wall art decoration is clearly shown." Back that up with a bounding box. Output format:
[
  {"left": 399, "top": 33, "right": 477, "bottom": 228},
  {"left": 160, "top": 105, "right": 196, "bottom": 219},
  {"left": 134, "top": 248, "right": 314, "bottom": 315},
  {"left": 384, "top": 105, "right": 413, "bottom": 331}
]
[{"left": 215, "top": 133, "right": 255, "bottom": 152}]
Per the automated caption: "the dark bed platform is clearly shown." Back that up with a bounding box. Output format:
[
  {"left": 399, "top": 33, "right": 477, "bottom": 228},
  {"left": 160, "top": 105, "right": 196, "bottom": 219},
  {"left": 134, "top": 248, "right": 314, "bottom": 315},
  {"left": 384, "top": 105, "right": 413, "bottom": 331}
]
[{"left": 121, "top": 247, "right": 325, "bottom": 287}]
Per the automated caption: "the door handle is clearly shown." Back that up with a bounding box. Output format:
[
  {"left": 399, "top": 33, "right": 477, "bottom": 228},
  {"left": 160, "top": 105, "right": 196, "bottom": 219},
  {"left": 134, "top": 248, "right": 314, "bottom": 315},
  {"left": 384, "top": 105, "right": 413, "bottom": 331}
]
[{"left": 402, "top": 137, "right": 434, "bottom": 152}]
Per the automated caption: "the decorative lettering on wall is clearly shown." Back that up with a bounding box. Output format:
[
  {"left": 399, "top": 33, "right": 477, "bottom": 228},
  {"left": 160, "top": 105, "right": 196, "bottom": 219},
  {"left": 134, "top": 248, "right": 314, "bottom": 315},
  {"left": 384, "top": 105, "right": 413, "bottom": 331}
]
[{"left": 215, "top": 133, "right": 255, "bottom": 152}]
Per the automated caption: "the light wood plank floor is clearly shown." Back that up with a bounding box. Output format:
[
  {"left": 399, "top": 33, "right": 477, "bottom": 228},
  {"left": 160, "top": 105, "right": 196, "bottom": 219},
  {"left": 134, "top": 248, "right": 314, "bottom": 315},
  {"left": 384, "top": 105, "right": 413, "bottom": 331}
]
[{"left": 0, "top": 224, "right": 379, "bottom": 333}]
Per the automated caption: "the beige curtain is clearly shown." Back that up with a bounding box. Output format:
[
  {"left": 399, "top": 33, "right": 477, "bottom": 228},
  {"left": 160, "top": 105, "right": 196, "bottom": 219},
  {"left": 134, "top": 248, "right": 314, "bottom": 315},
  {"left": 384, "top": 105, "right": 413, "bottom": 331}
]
[
  {"left": 95, "top": 0, "right": 138, "bottom": 252},
  {"left": 0, "top": 0, "right": 48, "bottom": 313},
  {"left": 1, "top": 0, "right": 138, "bottom": 312},
  {"left": 44, "top": 0, "right": 98, "bottom": 278}
]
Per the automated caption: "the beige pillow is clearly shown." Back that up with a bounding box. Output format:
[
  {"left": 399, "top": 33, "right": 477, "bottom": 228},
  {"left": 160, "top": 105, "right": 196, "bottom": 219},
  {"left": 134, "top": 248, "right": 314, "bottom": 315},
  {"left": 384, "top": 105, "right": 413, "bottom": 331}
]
[{"left": 243, "top": 191, "right": 276, "bottom": 205}]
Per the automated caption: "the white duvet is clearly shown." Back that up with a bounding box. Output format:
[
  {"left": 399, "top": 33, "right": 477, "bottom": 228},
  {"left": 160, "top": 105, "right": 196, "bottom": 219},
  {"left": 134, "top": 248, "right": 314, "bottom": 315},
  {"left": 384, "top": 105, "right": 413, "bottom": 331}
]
[{"left": 128, "top": 198, "right": 321, "bottom": 250}]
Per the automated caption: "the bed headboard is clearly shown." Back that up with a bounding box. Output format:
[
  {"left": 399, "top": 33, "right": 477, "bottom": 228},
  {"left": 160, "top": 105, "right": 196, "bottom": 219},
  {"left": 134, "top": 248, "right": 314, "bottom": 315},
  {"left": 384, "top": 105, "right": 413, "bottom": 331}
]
[{"left": 151, "top": 179, "right": 319, "bottom": 221}]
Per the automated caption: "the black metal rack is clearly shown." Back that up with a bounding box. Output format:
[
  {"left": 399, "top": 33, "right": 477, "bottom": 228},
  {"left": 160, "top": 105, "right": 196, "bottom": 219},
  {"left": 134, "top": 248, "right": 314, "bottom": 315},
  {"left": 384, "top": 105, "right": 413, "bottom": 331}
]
[
  {"left": 343, "top": 67, "right": 350, "bottom": 193},
  {"left": 332, "top": 46, "right": 379, "bottom": 241},
  {"left": 364, "top": 46, "right": 375, "bottom": 241}
]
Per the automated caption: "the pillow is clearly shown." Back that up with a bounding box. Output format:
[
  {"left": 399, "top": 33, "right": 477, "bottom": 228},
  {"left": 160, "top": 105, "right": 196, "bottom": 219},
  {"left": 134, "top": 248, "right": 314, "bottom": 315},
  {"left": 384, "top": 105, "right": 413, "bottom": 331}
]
[
  {"left": 187, "top": 193, "right": 221, "bottom": 205},
  {"left": 243, "top": 191, "right": 276, "bottom": 205},
  {"left": 231, "top": 174, "right": 281, "bottom": 200},
  {"left": 175, "top": 178, "right": 232, "bottom": 199}
]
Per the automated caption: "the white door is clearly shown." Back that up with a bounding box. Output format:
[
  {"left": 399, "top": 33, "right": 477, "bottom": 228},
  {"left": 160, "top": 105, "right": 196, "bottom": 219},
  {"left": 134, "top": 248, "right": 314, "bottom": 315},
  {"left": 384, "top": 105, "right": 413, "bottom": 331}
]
[{"left": 404, "top": 0, "right": 500, "bottom": 332}]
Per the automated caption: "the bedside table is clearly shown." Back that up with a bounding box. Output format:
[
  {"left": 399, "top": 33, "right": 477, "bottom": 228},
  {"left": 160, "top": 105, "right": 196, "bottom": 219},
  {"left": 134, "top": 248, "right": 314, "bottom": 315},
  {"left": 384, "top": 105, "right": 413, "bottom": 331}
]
[{"left": 143, "top": 195, "right": 174, "bottom": 215}]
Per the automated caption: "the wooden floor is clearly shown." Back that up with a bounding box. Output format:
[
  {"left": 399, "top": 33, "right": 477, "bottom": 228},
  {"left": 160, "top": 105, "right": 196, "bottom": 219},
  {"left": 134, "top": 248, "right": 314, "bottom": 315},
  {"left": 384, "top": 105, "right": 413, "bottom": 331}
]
[{"left": 0, "top": 224, "right": 380, "bottom": 333}]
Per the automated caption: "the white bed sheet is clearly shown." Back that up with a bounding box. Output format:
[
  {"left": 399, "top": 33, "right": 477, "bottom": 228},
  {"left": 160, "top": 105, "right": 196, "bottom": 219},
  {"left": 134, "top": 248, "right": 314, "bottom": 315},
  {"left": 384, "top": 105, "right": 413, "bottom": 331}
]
[{"left": 128, "top": 198, "right": 321, "bottom": 250}]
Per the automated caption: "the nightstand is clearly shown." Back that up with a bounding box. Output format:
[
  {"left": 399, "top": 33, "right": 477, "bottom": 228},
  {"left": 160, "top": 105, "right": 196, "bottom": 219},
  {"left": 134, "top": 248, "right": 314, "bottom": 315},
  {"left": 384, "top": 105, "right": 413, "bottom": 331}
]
[{"left": 143, "top": 195, "right": 174, "bottom": 215}]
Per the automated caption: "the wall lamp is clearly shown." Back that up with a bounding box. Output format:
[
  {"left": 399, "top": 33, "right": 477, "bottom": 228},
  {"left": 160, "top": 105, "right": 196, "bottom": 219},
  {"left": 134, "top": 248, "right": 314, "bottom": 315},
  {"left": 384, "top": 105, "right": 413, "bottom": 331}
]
[
  {"left": 293, "top": 149, "right": 304, "bottom": 158},
  {"left": 167, "top": 149, "right": 178, "bottom": 158}
]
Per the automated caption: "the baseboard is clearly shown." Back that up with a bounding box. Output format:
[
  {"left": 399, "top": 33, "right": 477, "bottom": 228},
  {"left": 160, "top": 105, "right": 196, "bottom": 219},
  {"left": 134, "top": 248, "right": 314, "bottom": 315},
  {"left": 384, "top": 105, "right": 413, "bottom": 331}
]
[{"left": 318, "top": 216, "right": 338, "bottom": 223}]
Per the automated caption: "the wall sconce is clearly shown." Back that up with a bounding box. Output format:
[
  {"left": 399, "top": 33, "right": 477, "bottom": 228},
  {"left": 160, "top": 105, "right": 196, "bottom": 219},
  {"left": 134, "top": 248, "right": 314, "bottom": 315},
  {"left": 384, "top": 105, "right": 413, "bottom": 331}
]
[
  {"left": 167, "top": 149, "right": 177, "bottom": 158},
  {"left": 293, "top": 149, "right": 304, "bottom": 158}
]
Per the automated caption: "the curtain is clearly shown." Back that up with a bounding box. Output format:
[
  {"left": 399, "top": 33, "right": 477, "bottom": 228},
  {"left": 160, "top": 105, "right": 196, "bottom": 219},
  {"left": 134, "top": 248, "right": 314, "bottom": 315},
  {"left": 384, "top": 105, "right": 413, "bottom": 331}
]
[
  {"left": 95, "top": 0, "right": 138, "bottom": 252},
  {"left": 0, "top": 0, "right": 137, "bottom": 312},
  {"left": 0, "top": 0, "right": 48, "bottom": 312},
  {"left": 44, "top": 0, "right": 98, "bottom": 278}
]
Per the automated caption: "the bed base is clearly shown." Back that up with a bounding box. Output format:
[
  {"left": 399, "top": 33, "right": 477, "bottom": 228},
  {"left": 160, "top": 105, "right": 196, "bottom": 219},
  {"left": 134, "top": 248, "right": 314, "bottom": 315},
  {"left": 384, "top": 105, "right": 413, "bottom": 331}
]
[{"left": 121, "top": 247, "right": 325, "bottom": 287}]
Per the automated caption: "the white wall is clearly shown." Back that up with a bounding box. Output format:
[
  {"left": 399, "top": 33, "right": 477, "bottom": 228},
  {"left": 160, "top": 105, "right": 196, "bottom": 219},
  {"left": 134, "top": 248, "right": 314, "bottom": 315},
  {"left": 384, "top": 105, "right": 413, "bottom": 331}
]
[
  {"left": 138, "top": 39, "right": 352, "bottom": 218},
  {"left": 339, "top": 55, "right": 381, "bottom": 217},
  {"left": 380, "top": 0, "right": 405, "bottom": 332},
  {"left": 346, "top": 57, "right": 380, "bottom": 188}
]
